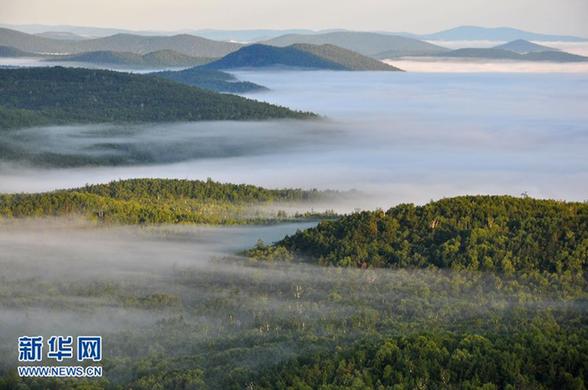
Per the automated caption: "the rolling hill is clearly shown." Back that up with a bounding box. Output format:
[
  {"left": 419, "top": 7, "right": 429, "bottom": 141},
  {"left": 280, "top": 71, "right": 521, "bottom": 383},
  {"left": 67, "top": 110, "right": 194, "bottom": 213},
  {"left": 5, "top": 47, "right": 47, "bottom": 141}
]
[
  {"left": 203, "top": 43, "right": 401, "bottom": 71},
  {"left": 0, "top": 67, "right": 314, "bottom": 129},
  {"left": 0, "top": 27, "right": 242, "bottom": 57},
  {"left": 264, "top": 31, "right": 449, "bottom": 57},
  {"left": 247, "top": 195, "right": 588, "bottom": 275},
  {"left": 46, "top": 49, "right": 214, "bottom": 67},
  {"left": 493, "top": 39, "right": 559, "bottom": 54},
  {"left": 0, "top": 178, "right": 330, "bottom": 224},
  {"left": 153, "top": 68, "right": 266, "bottom": 93}
]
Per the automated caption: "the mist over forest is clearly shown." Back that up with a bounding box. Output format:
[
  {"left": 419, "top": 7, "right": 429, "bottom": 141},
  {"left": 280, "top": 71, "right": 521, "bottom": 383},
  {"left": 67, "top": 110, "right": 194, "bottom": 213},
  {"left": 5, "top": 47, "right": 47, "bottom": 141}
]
[
  {"left": 1, "top": 70, "right": 587, "bottom": 208},
  {"left": 1, "top": 11, "right": 588, "bottom": 388},
  {"left": 1, "top": 219, "right": 586, "bottom": 388}
]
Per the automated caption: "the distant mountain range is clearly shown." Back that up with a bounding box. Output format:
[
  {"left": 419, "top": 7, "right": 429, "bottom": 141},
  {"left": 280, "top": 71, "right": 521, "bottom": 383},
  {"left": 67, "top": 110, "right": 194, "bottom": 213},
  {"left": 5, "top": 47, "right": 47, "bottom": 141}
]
[
  {"left": 189, "top": 29, "right": 336, "bottom": 43},
  {"left": 202, "top": 43, "right": 401, "bottom": 71},
  {"left": 46, "top": 50, "right": 214, "bottom": 67},
  {"left": 2, "top": 25, "right": 587, "bottom": 68},
  {"left": 0, "top": 27, "right": 241, "bottom": 57},
  {"left": 152, "top": 68, "right": 267, "bottom": 93},
  {"left": 414, "top": 26, "right": 587, "bottom": 42},
  {"left": 4, "top": 24, "right": 587, "bottom": 43},
  {"left": 34, "top": 31, "right": 86, "bottom": 41},
  {"left": 263, "top": 32, "right": 448, "bottom": 58}
]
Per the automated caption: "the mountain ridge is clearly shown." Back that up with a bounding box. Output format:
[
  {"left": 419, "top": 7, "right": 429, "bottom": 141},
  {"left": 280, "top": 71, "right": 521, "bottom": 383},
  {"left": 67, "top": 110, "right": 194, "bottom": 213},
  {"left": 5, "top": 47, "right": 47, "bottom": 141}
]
[
  {"left": 46, "top": 49, "right": 214, "bottom": 67},
  {"left": 419, "top": 25, "right": 587, "bottom": 42},
  {"left": 264, "top": 31, "right": 449, "bottom": 57},
  {"left": 5, "top": 24, "right": 587, "bottom": 42},
  {"left": 0, "top": 27, "right": 242, "bottom": 57}
]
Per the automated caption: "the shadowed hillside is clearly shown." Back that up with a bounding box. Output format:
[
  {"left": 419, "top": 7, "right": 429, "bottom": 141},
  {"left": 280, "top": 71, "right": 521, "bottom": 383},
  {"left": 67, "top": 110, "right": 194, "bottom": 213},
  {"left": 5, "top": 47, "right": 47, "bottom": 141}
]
[{"left": 203, "top": 43, "right": 401, "bottom": 70}]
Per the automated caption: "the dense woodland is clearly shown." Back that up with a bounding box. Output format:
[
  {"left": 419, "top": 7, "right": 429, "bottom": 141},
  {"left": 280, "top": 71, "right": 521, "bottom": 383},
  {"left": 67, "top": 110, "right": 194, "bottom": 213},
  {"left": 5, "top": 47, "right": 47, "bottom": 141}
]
[
  {"left": 0, "top": 67, "right": 314, "bottom": 129},
  {"left": 1, "top": 192, "right": 587, "bottom": 388},
  {"left": 1, "top": 255, "right": 586, "bottom": 389},
  {"left": 251, "top": 328, "right": 588, "bottom": 389},
  {"left": 0, "top": 178, "right": 333, "bottom": 224},
  {"left": 249, "top": 196, "right": 588, "bottom": 277}
]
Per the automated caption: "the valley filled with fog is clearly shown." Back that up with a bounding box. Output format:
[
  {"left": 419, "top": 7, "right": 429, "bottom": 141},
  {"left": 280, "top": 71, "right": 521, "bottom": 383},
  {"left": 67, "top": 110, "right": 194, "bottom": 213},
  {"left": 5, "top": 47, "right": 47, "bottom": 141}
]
[
  {"left": 2, "top": 218, "right": 584, "bottom": 388},
  {"left": 1, "top": 69, "right": 587, "bottom": 208}
]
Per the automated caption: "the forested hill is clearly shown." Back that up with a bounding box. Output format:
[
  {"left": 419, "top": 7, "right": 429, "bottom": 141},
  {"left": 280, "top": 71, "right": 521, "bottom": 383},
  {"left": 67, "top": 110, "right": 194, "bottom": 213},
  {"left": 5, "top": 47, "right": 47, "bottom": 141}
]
[
  {"left": 248, "top": 195, "right": 588, "bottom": 275},
  {"left": 0, "top": 67, "right": 314, "bottom": 129},
  {"left": 76, "top": 178, "right": 327, "bottom": 203},
  {"left": 0, "top": 178, "right": 333, "bottom": 224},
  {"left": 202, "top": 43, "right": 400, "bottom": 71},
  {"left": 291, "top": 43, "right": 401, "bottom": 71}
]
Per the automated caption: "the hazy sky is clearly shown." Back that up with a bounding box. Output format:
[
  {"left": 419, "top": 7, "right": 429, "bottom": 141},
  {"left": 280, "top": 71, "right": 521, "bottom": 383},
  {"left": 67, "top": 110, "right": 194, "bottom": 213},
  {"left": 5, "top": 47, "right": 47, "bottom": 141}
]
[{"left": 1, "top": 0, "right": 587, "bottom": 36}]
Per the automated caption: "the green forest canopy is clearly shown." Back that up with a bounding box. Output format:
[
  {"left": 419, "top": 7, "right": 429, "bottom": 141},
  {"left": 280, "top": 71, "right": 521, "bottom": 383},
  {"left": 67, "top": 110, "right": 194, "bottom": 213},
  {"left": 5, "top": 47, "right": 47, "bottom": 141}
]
[
  {"left": 248, "top": 195, "right": 588, "bottom": 277},
  {"left": 0, "top": 178, "right": 333, "bottom": 224},
  {"left": 1, "top": 191, "right": 587, "bottom": 388},
  {"left": 0, "top": 67, "right": 315, "bottom": 129}
]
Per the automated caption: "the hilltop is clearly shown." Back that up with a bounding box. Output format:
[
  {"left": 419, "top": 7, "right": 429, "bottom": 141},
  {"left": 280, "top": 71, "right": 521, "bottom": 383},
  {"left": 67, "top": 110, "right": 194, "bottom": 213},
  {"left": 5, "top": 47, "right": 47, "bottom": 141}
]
[
  {"left": 46, "top": 49, "right": 214, "bottom": 67},
  {"left": 153, "top": 68, "right": 266, "bottom": 93},
  {"left": 0, "top": 27, "right": 242, "bottom": 57},
  {"left": 264, "top": 31, "right": 449, "bottom": 57},
  {"left": 247, "top": 195, "right": 588, "bottom": 276},
  {"left": 493, "top": 39, "right": 559, "bottom": 54},
  {"left": 0, "top": 67, "right": 314, "bottom": 129},
  {"left": 203, "top": 43, "right": 401, "bottom": 71}
]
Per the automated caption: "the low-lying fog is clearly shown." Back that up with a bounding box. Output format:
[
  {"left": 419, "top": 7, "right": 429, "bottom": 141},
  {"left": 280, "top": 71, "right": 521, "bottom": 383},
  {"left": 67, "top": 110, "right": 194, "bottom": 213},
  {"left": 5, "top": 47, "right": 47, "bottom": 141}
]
[
  {"left": 385, "top": 41, "right": 588, "bottom": 73},
  {"left": 1, "top": 220, "right": 581, "bottom": 377},
  {"left": 386, "top": 58, "right": 588, "bottom": 73},
  {"left": 1, "top": 70, "right": 587, "bottom": 208}
]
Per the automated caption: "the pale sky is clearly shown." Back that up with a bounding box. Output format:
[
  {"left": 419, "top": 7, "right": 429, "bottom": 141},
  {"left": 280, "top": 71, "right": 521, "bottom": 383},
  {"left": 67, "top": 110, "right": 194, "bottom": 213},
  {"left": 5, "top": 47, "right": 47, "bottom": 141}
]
[{"left": 1, "top": 0, "right": 587, "bottom": 36}]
